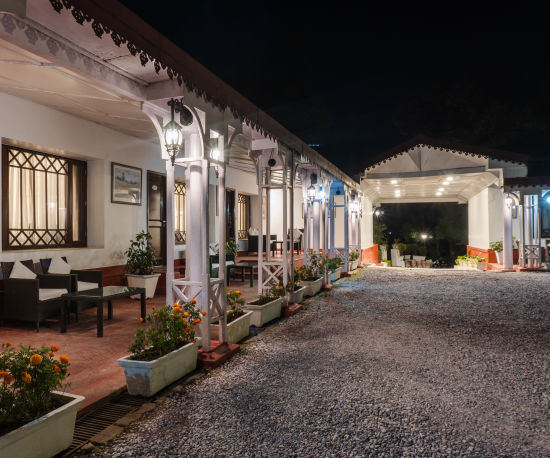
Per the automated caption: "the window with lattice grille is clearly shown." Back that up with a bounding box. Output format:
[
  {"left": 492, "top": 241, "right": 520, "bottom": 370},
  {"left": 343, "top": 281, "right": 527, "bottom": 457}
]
[
  {"left": 237, "top": 193, "right": 250, "bottom": 240},
  {"left": 2, "top": 145, "right": 87, "bottom": 250},
  {"left": 174, "top": 181, "right": 186, "bottom": 244}
]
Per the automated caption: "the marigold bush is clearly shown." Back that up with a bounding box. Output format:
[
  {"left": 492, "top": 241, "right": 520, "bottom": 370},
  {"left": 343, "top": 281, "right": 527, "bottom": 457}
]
[
  {"left": 0, "top": 343, "right": 70, "bottom": 429},
  {"left": 226, "top": 290, "right": 245, "bottom": 322},
  {"left": 129, "top": 301, "right": 201, "bottom": 361}
]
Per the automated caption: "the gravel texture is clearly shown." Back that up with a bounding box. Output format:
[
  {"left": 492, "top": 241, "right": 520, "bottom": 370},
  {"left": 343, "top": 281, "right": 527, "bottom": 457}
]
[{"left": 98, "top": 268, "right": 550, "bottom": 456}]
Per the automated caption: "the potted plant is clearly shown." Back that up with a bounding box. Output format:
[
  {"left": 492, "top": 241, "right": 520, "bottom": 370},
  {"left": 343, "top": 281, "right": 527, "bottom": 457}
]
[
  {"left": 117, "top": 301, "right": 202, "bottom": 397},
  {"left": 0, "top": 343, "right": 84, "bottom": 458},
  {"left": 489, "top": 241, "right": 503, "bottom": 264},
  {"left": 125, "top": 231, "right": 161, "bottom": 299},
  {"left": 299, "top": 251, "right": 324, "bottom": 297},
  {"left": 382, "top": 259, "right": 391, "bottom": 267},
  {"left": 454, "top": 252, "right": 487, "bottom": 270},
  {"left": 348, "top": 249, "right": 360, "bottom": 270},
  {"left": 288, "top": 269, "right": 307, "bottom": 304},
  {"left": 245, "top": 283, "right": 285, "bottom": 327},
  {"left": 327, "top": 257, "right": 343, "bottom": 281},
  {"left": 222, "top": 290, "right": 253, "bottom": 344}
]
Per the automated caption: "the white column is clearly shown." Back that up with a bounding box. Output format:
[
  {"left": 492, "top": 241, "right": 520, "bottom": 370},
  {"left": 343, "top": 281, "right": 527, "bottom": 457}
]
[
  {"left": 257, "top": 160, "right": 264, "bottom": 295},
  {"left": 200, "top": 153, "right": 211, "bottom": 350},
  {"left": 217, "top": 155, "right": 227, "bottom": 343},
  {"left": 312, "top": 200, "right": 321, "bottom": 252},
  {"left": 282, "top": 162, "right": 288, "bottom": 288},
  {"left": 503, "top": 196, "right": 513, "bottom": 270},
  {"left": 344, "top": 190, "right": 349, "bottom": 270},
  {"left": 165, "top": 160, "right": 175, "bottom": 305},
  {"left": 330, "top": 194, "right": 335, "bottom": 257}
]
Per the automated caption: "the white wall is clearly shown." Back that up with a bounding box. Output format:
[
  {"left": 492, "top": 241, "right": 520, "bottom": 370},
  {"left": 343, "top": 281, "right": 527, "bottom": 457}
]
[
  {"left": 488, "top": 185, "right": 504, "bottom": 245},
  {"left": 362, "top": 197, "right": 373, "bottom": 249},
  {"left": 468, "top": 189, "right": 489, "bottom": 248},
  {"left": 0, "top": 92, "right": 165, "bottom": 269}
]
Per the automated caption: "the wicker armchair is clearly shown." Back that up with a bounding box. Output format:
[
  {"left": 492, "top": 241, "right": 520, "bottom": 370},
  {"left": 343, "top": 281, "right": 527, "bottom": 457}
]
[
  {"left": 40, "top": 257, "right": 103, "bottom": 321},
  {"left": 1, "top": 261, "right": 72, "bottom": 331}
]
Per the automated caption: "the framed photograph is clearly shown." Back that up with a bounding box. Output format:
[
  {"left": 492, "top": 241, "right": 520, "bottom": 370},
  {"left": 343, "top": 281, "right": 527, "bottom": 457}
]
[{"left": 111, "top": 162, "right": 142, "bottom": 205}]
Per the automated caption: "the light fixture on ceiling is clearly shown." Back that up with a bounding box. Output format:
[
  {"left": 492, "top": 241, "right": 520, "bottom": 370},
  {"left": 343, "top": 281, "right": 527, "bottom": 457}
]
[
  {"left": 438, "top": 187, "right": 444, "bottom": 192},
  {"left": 436, "top": 191, "right": 442, "bottom": 196},
  {"left": 446, "top": 176, "right": 454, "bottom": 181},
  {"left": 390, "top": 179, "right": 398, "bottom": 185},
  {"left": 443, "top": 181, "right": 449, "bottom": 186}
]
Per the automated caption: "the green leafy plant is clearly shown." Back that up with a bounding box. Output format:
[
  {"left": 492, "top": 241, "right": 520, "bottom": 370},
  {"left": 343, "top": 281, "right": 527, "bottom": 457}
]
[
  {"left": 326, "top": 256, "right": 343, "bottom": 272},
  {"left": 270, "top": 282, "right": 287, "bottom": 298},
  {"left": 1, "top": 342, "right": 70, "bottom": 432},
  {"left": 489, "top": 241, "right": 503, "bottom": 253},
  {"left": 125, "top": 231, "right": 156, "bottom": 275},
  {"left": 129, "top": 302, "right": 201, "bottom": 361},
  {"left": 226, "top": 237, "right": 238, "bottom": 259},
  {"left": 226, "top": 289, "right": 245, "bottom": 323},
  {"left": 300, "top": 249, "right": 323, "bottom": 280},
  {"left": 383, "top": 259, "right": 392, "bottom": 266},
  {"left": 249, "top": 295, "right": 277, "bottom": 305},
  {"left": 455, "top": 250, "right": 488, "bottom": 266},
  {"left": 393, "top": 242, "right": 407, "bottom": 254},
  {"left": 349, "top": 250, "right": 360, "bottom": 261}
]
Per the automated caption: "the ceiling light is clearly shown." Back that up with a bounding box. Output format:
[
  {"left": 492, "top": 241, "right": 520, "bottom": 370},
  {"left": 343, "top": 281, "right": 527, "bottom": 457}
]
[
  {"left": 446, "top": 176, "right": 454, "bottom": 181},
  {"left": 443, "top": 181, "right": 449, "bottom": 186},
  {"left": 438, "top": 187, "right": 444, "bottom": 192},
  {"left": 390, "top": 179, "right": 398, "bottom": 185},
  {"left": 436, "top": 191, "right": 442, "bottom": 196}
]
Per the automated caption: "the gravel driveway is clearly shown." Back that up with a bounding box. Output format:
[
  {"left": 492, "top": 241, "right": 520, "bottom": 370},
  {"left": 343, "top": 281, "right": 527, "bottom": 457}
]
[{"left": 99, "top": 268, "right": 550, "bottom": 456}]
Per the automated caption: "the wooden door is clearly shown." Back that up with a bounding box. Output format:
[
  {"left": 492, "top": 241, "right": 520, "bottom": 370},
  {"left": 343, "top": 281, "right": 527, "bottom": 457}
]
[{"left": 147, "top": 171, "right": 166, "bottom": 265}]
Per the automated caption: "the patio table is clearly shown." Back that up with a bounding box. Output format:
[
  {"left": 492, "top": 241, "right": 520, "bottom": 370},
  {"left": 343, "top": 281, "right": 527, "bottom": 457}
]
[
  {"left": 61, "top": 286, "right": 146, "bottom": 337},
  {"left": 226, "top": 262, "right": 256, "bottom": 287}
]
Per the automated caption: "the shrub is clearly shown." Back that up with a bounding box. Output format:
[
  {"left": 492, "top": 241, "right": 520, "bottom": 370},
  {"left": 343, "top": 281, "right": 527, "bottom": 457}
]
[
  {"left": 0, "top": 343, "right": 70, "bottom": 430},
  {"left": 349, "top": 250, "right": 360, "bottom": 261},
  {"left": 126, "top": 231, "right": 155, "bottom": 275},
  {"left": 270, "top": 283, "right": 287, "bottom": 298},
  {"left": 129, "top": 301, "right": 201, "bottom": 361},
  {"left": 489, "top": 241, "right": 503, "bottom": 252},
  {"left": 226, "top": 290, "right": 245, "bottom": 323},
  {"left": 326, "top": 257, "right": 343, "bottom": 272},
  {"left": 249, "top": 295, "right": 277, "bottom": 305}
]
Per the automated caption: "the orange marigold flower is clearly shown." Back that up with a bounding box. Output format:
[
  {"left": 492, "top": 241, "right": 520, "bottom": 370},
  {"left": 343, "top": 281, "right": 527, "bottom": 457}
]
[
  {"left": 184, "top": 311, "right": 189, "bottom": 317},
  {"left": 30, "top": 354, "right": 43, "bottom": 365},
  {"left": 53, "top": 364, "right": 61, "bottom": 374},
  {"left": 139, "top": 317, "right": 144, "bottom": 322},
  {"left": 49, "top": 351, "right": 55, "bottom": 357},
  {"left": 191, "top": 299, "right": 197, "bottom": 304},
  {"left": 193, "top": 318, "right": 201, "bottom": 324},
  {"left": 201, "top": 310, "right": 207, "bottom": 316},
  {"left": 50, "top": 344, "right": 59, "bottom": 352},
  {"left": 4, "top": 342, "right": 11, "bottom": 347},
  {"left": 235, "top": 290, "right": 241, "bottom": 295},
  {"left": 4, "top": 373, "right": 14, "bottom": 384},
  {"left": 21, "top": 372, "right": 31, "bottom": 383},
  {"left": 151, "top": 306, "right": 155, "bottom": 310},
  {"left": 59, "top": 355, "right": 70, "bottom": 365},
  {"left": 0, "top": 370, "right": 8, "bottom": 378}
]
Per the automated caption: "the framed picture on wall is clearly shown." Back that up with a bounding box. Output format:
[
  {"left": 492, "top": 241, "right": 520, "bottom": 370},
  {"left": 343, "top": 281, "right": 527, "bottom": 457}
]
[{"left": 111, "top": 162, "right": 142, "bottom": 205}]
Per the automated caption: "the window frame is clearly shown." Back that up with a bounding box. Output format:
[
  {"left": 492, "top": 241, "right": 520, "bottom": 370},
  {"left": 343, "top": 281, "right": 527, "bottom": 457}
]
[
  {"left": 237, "top": 192, "right": 250, "bottom": 240},
  {"left": 2, "top": 144, "right": 87, "bottom": 251}
]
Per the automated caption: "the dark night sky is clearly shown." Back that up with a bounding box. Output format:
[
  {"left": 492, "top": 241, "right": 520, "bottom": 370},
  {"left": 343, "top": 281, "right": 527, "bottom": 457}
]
[{"left": 120, "top": 2, "right": 550, "bottom": 177}]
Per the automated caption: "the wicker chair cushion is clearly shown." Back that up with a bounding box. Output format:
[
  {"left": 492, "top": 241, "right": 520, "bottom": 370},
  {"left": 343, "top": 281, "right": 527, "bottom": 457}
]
[
  {"left": 49, "top": 257, "right": 71, "bottom": 275},
  {"left": 38, "top": 288, "right": 68, "bottom": 301}
]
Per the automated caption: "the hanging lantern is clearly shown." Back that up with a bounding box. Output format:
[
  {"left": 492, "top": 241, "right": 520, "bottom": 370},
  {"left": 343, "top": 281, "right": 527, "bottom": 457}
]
[{"left": 163, "top": 99, "right": 184, "bottom": 165}]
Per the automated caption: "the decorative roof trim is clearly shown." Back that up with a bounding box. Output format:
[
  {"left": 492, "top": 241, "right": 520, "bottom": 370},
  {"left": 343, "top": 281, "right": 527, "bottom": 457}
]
[
  {"left": 47, "top": 0, "right": 360, "bottom": 191},
  {"left": 363, "top": 134, "right": 529, "bottom": 171}
]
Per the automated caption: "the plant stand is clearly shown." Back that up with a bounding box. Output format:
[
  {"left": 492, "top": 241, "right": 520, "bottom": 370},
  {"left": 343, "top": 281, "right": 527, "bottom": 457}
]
[
  {"left": 117, "top": 340, "right": 199, "bottom": 397},
  {"left": 245, "top": 297, "right": 283, "bottom": 327},
  {"left": 0, "top": 391, "right": 84, "bottom": 458}
]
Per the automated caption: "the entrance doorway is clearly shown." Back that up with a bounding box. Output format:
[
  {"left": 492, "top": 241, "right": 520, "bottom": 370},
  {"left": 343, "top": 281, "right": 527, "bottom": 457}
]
[{"left": 147, "top": 171, "right": 166, "bottom": 265}]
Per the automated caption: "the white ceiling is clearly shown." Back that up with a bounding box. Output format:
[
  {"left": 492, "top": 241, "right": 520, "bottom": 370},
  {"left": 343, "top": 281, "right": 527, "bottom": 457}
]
[
  {"left": 363, "top": 171, "right": 499, "bottom": 204},
  {"left": 0, "top": 38, "right": 156, "bottom": 139}
]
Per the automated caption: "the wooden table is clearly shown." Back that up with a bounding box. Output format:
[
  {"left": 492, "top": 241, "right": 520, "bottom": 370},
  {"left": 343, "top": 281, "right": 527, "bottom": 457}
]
[
  {"left": 61, "top": 286, "right": 146, "bottom": 337},
  {"left": 226, "top": 262, "right": 256, "bottom": 287}
]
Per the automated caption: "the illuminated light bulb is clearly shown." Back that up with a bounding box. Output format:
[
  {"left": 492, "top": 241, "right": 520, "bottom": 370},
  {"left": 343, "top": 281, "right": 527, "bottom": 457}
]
[
  {"left": 436, "top": 191, "right": 442, "bottom": 196},
  {"left": 446, "top": 176, "right": 454, "bottom": 181},
  {"left": 438, "top": 188, "right": 444, "bottom": 192},
  {"left": 390, "top": 179, "right": 398, "bottom": 185}
]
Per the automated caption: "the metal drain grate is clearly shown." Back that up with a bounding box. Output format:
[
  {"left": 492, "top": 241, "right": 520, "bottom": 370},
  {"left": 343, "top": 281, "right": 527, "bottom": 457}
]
[{"left": 62, "top": 392, "right": 146, "bottom": 456}]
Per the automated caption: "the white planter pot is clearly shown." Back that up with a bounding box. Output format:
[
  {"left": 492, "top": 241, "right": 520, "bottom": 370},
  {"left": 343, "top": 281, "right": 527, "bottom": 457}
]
[
  {"left": 292, "top": 286, "right": 307, "bottom": 304},
  {"left": 454, "top": 260, "right": 485, "bottom": 271},
  {"left": 226, "top": 311, "right": 252, "bottom": 343},
  {"left": 127, "top": 273, "right": 161, "bottom": 299},
  {"left": 0, "top": 391, "right": 84, "bottom": 458},
  {"left": 117, "top": 340, "right": 199, "bottom": 397},
  {"left": 330, "top": 267, "right": 343, "bottom": 282},
  {"left": 495, "top": 251, "right": 502, "bottom": 264},
  {"left": 349, "top": 260, "right": 358, "bottom": 271},
  {"left": 244, "top": 297, "right": 283, "bottom": 327},
  {"left": 301, "top": 277, "right": 323, "bottom": 297}
]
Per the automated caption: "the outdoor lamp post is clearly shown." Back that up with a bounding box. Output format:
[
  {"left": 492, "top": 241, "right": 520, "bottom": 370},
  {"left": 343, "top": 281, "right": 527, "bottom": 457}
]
[
  {"left": 163, "top": 99, "right": 187, "bottom": 165},
  {"left": 308, "top": 184, "right": 316, "bottom": 200}
]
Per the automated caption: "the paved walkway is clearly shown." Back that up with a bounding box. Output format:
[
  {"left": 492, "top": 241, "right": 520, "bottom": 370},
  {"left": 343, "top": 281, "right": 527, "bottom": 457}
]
[{"left": 100, "top": 268, "right": 550, "bottom": 456}]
